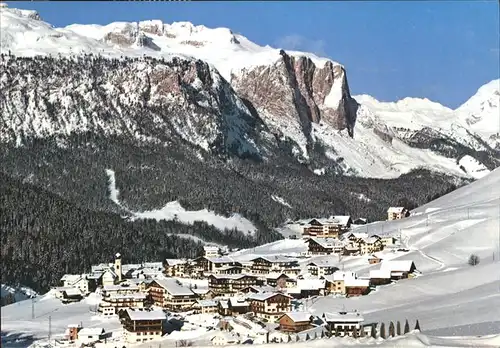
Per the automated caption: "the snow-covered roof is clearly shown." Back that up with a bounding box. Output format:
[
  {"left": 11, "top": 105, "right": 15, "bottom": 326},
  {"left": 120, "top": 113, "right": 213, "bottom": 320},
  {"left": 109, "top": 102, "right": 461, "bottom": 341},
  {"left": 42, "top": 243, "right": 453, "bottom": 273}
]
[
  {"left": 380, "top": 260, "right": 415, "bottom": 272},
  {"left": 307, "top": 259, "right": 338, "bottom": 268},
  {"left": 247, "top": 292, "right": 291, "bottom": 301},
  {"left": 323, "top": 271, "right": 357, "bottom": 282},
  {"left": 228, "top": 297, "right": 249, "bottom": 307},
  {"left": 192, "top": 288, "right": 211, "bottom": 295},
  {"left": 78, "top": 328, "right": 105, "bottom": 336},
  {"left": 165, "top": 259, "right": 187, "bottom": 266},
  {"left": 329, "top": 215, "right": 352, "bottom": 226},
  {"left": 251, "top": 255, "right": 297, "bottom": 264},
  {"left": 265, "top": 272, "right": 289, "bottom": 280},
  {"left": 387, "top": 207, "right": 406, "bottom": 213},
  {"left": 60, "top": 274, "right": 82, "bottom": 283},
  {"left": 211, "top": 332, "right": 240, "bottom": 342},
  {"left": 219, "top": 300, "right": 229, "bottom": 309},
  {"left": 210, "top": 274, "right": 255, "bottom": 280},
  {"left": 193, "top": 299, "right": 218, "bottom": 307},
  {"left": 296, "top": 278, "right": 326, "bottom": 290},
  {"left": 281, "top": 312, "right": 312, "bottom": 323},
  {"left": 103, "top": 284, "right": 139, "bottom": 292},
  {"left": 63, "top": 288, "right": 82, "bottom": 296},
  {"left": 308, "top": 237, "right": 345, "bottom": 249},
  {"left": 344, "top": 278, "right": 370, "bottom": 287},
  {"left": 323, "top": 311, "right": 364, "bottom": 323},
  {"left": 151, "top": 278, "right": 195, "bottom": 296},
  {"left": 125, "top": 308, "right": 167, "bottom": 321},
  {"left": 359, "top": 236, "right": 381, "bottom": 244},
  {"left": 207, "top": 256, "right": 236, "bottom": 264},
  {"left": 108, "top": 293, "right": 146, "bottom": 300}
]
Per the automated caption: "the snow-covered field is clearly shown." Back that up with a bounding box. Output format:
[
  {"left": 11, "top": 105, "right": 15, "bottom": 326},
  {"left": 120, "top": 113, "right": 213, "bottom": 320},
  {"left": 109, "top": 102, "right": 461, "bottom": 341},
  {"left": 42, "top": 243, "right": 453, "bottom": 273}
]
[
  {"left": 1, "top": 5, "right": 498, "bottom": 179},
  {"left": 105, "top": 168, "right": 257, "bottom": 236}
]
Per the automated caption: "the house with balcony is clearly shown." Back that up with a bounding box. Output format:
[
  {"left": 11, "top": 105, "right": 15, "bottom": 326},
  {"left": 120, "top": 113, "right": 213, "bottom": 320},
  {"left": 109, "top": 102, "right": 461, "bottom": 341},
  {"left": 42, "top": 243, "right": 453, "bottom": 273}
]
[
  {"left": 306, "top": 238, "right": 345, "bottom": 255},
  {"left": 247, "top": 292, "right": 292, "bottom": 322},
  {"left": 322, "top": 311, "right": 364, "bottom": 337},
  {"left": 387, "top": 207, "right": 410, "bottom": 220},
  {"left": 208, "top": 274, "right": 260, "bottom": 295},
  {"left": 307, "top": 260, "right": 339, "bottom": 277},
  {"left": 148, "top": 278, "right": 197, "bottom": 311},
  {"left": 278, "top": 312, "right": 313, "bottom": 333},
  {"left": 120, "top": 308, "right": 166, "bottom": 343}
]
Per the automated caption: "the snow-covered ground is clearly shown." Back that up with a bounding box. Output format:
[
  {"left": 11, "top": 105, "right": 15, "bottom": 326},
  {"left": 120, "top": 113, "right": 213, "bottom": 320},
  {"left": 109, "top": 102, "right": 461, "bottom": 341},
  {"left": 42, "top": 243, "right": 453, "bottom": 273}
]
[
  {"left": 105, "top": 169, "right": 257, "bottom": 236},
  {"left": 1, "top": 5, "right": 498, "bottom": 179},
  {"left": 2, "top": 169, "right": 500, "bottom": 346}
]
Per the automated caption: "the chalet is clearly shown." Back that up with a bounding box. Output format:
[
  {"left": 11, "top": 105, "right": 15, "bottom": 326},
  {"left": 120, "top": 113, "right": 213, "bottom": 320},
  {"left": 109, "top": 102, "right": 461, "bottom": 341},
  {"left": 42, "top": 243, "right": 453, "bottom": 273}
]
[
  {"left": 61, "top": 288, "right": 83, "bottom": 304},
  {"left": 101, "top": 269, "right": 119, "bottom": 287},
  {"left": 211, "top": 332, "right": 241, "bottom": 346},
  {"left": 249, "top": 256, "right": 300, "bottom": 276},
  {"left": 239, "top": 285, "right": 276, "bottom": 294},
  {"left": 123, "top": 278, "right": 150, "bottom": 292},
  {"left": 330, "top": 215, "right": 353, "bottom": 233},
  {"left": 148, "top": 279, "right": 197, "bottom": 311},
  {"left": 278, "top": 312, "right": 313, "bottom": 333},
  {"left": 306, "top": 238, "right": 345, "bottom": 255},
  {"left": 307, "top": 260, "right": 339, "bottom": 277},
  {"left": 247, "top": 292, "right": 292, "bottom": 322},
  {"left": 342, "top": 244, "right": 359, "bottom": 256},
  {"left": 214, "top": 265, "right": 244, "bottom": 275},
  {"left": 379, "top": 260, "right": 417, "bottom": 280},
  {"left": 265, "top": 273, "right": 289, "bottom": 288},
  {"left": 322, "top": 271, "right": 357, "bottom": 295},
  {"left": 121, "top": 308, "right": 166, "bottom": 343},
  {"left": 204, "top": 245, "right": 221, "bottom": 258},
  {"left": 192, "top": 288, "right": 215, "bottom": 299},
  {"left": 387, "top": 207, "right": 410, "bottom": 221},
  {"left": 288, "top": 279, "right": 326, "bottom": 298},
  {"left": 193, "top": 256, "right": 241, "bottom": 275},
  {"left": 191, "top": 299, "right": 218, "bottom": 314},
  {"left": 323, "top": 311, "right": 364, "bottom": 337},
  {"left": 352, "top": 218, "right": 368, "bottom": 225},
  {"left": 368, "top": 254, "right": 383, "bottom": 264},
  {"left": 208, "top": 274, "right": 259, "bottom": 295},
  {"left": 357, "top": 236, "right": 384, "bottom": 255},
  {"left": 344, "top": 278, "right": 370, "bottom": 297},
  {"left": 369, "top": 269, "right": 392, "bottom": 286},
  {"left": 164, "top": 259, "right": 191, "bottom": 278},
  {"left": 371, "top": 235, "right": 397, "bottom": 246},
  {"left": 344, "top": 232, "right": 368, "bottom": 242},
  {"left": 218, "top": 300, "right": 230, "bottom": 316},
  {"left": 77, "top": 328, "right": 106, "bottom": 344},
  {"left": 60, "top": 274, "right": 92, "bottom": 294},
  {"left": 98, "top": 292, "right": 146, "bottom": 317},
  {"left": 66, "top": 324, "right": 81, "bottom": 341},
  {"left": 228, "top": 297, "right": 250, "bottom": 315}
]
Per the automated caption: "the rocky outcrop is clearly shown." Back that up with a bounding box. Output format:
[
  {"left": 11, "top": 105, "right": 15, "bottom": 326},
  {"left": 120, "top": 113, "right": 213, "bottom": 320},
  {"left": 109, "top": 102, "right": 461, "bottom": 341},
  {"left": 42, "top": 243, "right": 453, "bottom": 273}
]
[
  {"left": 0, "top": 54, "right": 270, "bottom": 158},
  {"left": 231, "top": 50, "right": 358, "bottom": 148}
]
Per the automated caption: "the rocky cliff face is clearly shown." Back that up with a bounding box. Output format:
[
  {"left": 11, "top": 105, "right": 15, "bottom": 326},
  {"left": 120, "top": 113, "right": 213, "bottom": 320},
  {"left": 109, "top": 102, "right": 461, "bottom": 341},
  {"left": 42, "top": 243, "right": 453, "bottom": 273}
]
[
  {"left": 0, "top": 54, "right": 270, "bottom": 159},
  {"left": 231, "top": 51, "right": 358, "bottom": 156}
]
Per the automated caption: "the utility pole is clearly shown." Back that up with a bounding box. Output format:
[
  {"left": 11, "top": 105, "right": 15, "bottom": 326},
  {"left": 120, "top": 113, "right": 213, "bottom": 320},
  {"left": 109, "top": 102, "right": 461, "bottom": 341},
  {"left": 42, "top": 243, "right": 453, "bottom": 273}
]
[{"left": 48, "top": 315, "right": 52, "bottom": 343}]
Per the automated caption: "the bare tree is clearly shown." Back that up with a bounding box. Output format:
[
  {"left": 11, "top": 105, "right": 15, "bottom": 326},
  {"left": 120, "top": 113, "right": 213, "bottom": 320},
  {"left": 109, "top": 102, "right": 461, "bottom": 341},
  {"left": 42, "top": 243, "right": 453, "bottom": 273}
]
[
  {"left": 177, "top": 340, "right": 192, "bottom": 347},
  {"left": 468, "top": 254, "right": 480, "bottom": 266},
  {"left": 353, "top": 327, "right": 358, "bottom": 338}
]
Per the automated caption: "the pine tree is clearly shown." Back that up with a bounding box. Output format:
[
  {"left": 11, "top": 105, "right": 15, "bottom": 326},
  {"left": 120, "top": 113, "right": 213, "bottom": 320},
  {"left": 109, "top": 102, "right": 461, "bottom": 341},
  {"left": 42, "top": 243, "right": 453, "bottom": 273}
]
[
  {"left": 371, "top": 325, "right": 377, "bottom": 339},
  {"left": 404, "top": 319, "right": 410, "bottom": 334},
  {"left": 380, "top": 323, "right": 386, "bottom": 339},
  {"left": 305, "top": 334, "right": 310, "bottom": 341},
  {"left": 389, "top": 322, "right": 395, "bottom": 337},
  {"left": 396, "top": 321, "right": 401, "bottom": 336},
  {"left": 353, "top": 327, "right": 358, "bottom": 338},
  {"left": 414, "top": 319, "right": 421, "bottom": 331},
  {"left": 335, "top": 326, "right": 341, "bottom": 337}
]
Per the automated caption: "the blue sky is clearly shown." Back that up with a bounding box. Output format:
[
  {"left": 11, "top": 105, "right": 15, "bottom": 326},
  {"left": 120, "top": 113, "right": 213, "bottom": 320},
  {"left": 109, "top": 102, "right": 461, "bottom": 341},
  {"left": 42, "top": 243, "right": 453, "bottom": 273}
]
[{"left": 7, "top": 1, "right": 500, "bottom": 108}]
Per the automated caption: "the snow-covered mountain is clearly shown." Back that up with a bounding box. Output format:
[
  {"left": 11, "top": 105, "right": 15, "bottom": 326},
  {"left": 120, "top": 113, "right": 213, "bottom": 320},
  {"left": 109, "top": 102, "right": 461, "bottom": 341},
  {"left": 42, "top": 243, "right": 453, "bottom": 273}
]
[{"left": 1, "top": 5, "right": 498, "bottom": 178}]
